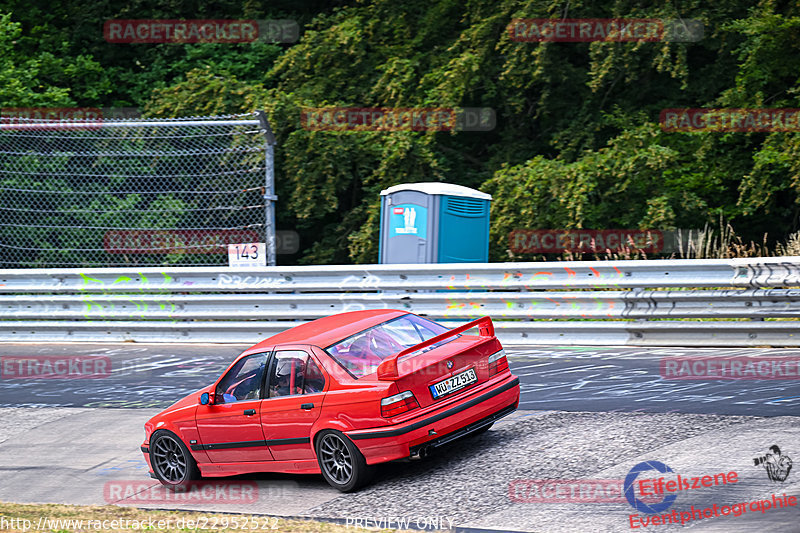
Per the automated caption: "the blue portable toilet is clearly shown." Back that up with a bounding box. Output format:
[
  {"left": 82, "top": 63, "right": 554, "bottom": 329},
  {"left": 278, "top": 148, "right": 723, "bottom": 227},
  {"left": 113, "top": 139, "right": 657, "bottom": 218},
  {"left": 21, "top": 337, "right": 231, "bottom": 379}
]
[{"left": 379, "top": 183, "right": 492, "bottom": 263}]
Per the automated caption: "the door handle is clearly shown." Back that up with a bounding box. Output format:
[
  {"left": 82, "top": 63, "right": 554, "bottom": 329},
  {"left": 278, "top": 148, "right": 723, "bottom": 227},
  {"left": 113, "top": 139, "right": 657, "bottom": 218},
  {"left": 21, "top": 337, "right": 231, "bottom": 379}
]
[
  {"left": 300, "top": 403, "right": 314, "bottom": 410},
  {"left": 243, "top": 409, "right": 256, "bottom": 416}
]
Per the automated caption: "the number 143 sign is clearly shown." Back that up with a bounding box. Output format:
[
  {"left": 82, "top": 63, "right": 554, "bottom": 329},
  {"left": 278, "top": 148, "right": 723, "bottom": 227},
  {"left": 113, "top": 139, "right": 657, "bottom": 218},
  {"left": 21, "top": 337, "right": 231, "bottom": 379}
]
[{"left": 228, "top": 243, "right": 266, "bottom": 268}]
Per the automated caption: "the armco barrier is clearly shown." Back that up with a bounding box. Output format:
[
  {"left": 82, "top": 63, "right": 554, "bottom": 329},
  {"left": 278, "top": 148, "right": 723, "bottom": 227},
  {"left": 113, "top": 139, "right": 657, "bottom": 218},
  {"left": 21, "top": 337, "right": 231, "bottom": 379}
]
[{"left": 0, "top": 257, "right": 798, "bottom": 345}]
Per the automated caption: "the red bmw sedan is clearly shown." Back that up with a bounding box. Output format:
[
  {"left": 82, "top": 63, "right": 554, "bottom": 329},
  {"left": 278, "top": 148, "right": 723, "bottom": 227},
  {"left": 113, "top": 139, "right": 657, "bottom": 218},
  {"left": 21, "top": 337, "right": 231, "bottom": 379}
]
[{"left": 141, "top": 310, "right": 520, "bottom": 491}]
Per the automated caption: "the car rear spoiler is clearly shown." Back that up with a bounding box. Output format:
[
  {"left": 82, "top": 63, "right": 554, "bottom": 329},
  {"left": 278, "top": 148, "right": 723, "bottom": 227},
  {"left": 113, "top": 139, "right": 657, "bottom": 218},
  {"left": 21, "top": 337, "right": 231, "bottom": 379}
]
[{"left": 376, "top": 316, "right": 495, "bottom": 381}]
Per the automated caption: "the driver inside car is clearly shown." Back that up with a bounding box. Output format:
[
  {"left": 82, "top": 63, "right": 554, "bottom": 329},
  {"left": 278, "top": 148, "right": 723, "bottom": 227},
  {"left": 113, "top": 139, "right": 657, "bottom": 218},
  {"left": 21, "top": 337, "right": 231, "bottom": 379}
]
[
  {"left": 269, "top": 359, "right": 304, "bottom": 397},
  {"left": 218, "top": 360, "right": 265, "bottom": 403}
]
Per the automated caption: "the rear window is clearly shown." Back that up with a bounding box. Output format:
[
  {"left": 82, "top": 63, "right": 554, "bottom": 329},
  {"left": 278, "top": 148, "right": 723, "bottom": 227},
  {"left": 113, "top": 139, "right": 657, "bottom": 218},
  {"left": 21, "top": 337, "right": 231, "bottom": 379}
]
[{"left": 325, "top": 314, "right": 453, "bottom": 378}]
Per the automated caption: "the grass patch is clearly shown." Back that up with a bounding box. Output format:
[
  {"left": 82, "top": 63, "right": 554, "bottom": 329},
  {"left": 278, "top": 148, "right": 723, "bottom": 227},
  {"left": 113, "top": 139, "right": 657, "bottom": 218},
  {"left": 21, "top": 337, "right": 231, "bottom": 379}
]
[{"left": 0, "top": 502, "right": 410, "bottom": 533}]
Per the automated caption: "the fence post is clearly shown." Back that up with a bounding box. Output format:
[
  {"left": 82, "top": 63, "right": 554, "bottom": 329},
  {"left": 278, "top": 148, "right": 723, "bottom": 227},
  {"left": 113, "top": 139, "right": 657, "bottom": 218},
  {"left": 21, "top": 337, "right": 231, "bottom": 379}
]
[{"left": 257, "top": 110, "right": 278, "bottom": 266}]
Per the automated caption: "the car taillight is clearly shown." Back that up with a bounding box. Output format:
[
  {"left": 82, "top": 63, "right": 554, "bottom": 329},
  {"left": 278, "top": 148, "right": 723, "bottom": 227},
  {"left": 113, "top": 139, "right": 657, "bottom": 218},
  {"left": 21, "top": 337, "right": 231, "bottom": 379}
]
[
  {"left": 380, "top": 391, "right": 419, "bottom": 418},
  {"left": 488, "top": 349, "right": 508, "bottom": 376}
]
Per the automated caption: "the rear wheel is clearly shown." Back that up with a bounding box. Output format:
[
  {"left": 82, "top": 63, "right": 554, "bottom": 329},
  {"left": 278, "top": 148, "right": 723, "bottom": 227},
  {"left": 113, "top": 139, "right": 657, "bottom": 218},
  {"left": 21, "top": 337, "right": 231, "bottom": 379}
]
[
  {"left": 150, "top": 430, "right": 200, "bottom": 488},
  {"left": 316, "top": 430, "right": 373, "bottom": 492}
]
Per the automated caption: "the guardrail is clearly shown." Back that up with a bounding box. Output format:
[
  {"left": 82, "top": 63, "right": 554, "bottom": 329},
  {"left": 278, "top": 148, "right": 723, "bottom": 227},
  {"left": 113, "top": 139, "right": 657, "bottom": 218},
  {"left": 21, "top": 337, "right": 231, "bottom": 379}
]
[{"left": 0, "top": 257, "right": 799, "bottom": 345}]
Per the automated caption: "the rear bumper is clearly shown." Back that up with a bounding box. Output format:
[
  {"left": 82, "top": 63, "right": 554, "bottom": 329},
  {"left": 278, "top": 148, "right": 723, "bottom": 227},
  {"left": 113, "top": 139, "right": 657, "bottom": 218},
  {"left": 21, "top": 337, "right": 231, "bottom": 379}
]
[
  {"left": 409, "top": 402, "right": 516, "bottom": 458},
  {"left": 345, "top": 374, "right": 520, "bottom": 464}
]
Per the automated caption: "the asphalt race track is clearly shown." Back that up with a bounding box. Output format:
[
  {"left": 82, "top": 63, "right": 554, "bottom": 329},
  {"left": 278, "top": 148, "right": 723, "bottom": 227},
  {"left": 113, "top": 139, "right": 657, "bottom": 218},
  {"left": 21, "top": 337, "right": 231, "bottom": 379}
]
[{"left": 1, "top": 343, "right": 799, "bottom": 532}]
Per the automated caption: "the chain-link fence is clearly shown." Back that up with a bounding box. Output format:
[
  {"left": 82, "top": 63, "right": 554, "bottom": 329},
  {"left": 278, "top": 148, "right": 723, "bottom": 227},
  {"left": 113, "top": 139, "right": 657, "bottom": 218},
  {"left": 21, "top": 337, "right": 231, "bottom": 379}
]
[{"left": 0, "top": 112, "right": 275, "bottom": 267}]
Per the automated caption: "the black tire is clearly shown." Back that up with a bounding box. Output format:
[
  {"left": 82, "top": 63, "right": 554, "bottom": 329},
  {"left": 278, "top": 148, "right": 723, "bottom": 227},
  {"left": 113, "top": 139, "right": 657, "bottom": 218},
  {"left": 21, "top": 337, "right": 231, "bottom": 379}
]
[
  {"left": 315, "top": 430, "right": 374, "bottom": 492},
  {"left": 149, "top": 430, "right": 201, "bottom": 488}
]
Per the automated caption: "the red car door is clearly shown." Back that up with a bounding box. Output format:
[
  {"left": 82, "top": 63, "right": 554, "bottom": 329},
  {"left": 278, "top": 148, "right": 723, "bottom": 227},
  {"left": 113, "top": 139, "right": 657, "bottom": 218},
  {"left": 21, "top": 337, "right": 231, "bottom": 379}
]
[
  {"left": 260, "top": 345, "right": 327, "bottom": 461},
  {"left": 195, "top": 350, "right": 273, "bottom": 463}
]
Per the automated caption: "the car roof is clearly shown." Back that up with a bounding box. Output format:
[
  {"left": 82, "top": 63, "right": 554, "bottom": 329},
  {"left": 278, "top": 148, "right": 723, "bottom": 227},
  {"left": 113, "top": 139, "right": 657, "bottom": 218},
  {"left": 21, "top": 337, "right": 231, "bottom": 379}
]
[{"left": 245, "top": 309, "right": 408, "bottom": 353}]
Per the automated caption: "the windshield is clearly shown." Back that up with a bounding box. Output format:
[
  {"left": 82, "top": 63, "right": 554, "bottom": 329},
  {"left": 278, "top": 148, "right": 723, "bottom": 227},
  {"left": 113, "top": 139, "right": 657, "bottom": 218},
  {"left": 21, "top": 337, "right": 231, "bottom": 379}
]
[{"left": 325, "top": 314, "right": 454, "bottom": 378}]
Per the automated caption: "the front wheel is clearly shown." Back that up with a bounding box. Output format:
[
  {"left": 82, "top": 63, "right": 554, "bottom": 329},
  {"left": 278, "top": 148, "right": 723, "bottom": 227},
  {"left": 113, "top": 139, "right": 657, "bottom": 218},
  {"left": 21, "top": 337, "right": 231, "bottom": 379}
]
[
  {"left": 150, "top": 430, "right": 200, "bottom": 488},
  {"left": 316, "top": 430, "right": 373, "bottom": 492}
]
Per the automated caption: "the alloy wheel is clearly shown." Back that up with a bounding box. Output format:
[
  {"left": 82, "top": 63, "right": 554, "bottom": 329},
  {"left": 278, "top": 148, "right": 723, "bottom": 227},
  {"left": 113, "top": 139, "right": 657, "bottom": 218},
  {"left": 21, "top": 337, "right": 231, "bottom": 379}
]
[
  {"left": 319, "top": 433, "right": 353, "bottom": 485},
  {"left": 152, "top": 434, "right": 188, "bottom": 483}
]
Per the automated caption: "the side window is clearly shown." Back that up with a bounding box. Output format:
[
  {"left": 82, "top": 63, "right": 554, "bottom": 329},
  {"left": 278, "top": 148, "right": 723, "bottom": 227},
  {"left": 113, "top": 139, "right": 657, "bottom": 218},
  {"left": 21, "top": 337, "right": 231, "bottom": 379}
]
[
  {"left": 268, "top": 351, "right": 307, "bottom": 398},
  {"left": 304, "top": 358, "right": 326, "bottom": 394},
  {"left": 216, "top": 353, "right": 267, "bottom": 403},
  {"left": 267, "top": 351, "right": 326, "bottom": 397}
]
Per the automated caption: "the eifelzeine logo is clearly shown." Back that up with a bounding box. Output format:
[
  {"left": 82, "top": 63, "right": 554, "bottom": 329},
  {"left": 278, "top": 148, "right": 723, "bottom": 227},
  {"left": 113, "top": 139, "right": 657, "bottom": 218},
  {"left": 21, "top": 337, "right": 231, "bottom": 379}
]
[{"left": 624, "top": 461, "right": 677, "bottom": 514}]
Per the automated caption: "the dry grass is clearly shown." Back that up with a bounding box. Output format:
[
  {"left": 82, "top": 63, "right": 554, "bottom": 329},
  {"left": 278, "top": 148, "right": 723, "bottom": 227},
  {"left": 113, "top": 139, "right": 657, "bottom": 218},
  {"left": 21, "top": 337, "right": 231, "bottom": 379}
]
[
  {"left": 674, "top": 218, "right": 770, "bottom": 259},
  {"left": 578, "top": 219, "right": 796, "bottom": 261},
  {"left": 776, "top": 230, "right": 800, "bottom": 256}
]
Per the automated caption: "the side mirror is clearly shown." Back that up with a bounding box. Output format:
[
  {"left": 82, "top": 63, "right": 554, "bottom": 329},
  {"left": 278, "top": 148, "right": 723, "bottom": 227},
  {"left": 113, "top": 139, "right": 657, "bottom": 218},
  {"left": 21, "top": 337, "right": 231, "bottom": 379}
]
[{"left": 199, "top": 392, "right": 214, "bottom": 405}]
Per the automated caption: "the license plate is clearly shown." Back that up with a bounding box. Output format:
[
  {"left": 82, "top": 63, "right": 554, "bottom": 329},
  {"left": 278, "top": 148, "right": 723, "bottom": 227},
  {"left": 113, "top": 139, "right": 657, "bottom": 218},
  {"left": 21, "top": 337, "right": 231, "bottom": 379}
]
[{"left": 430, "top": 368, "right": 478, "bottom": 399}]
